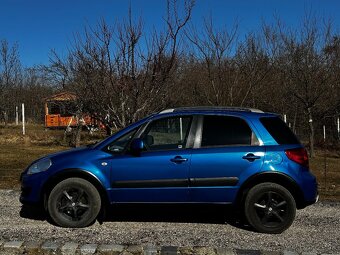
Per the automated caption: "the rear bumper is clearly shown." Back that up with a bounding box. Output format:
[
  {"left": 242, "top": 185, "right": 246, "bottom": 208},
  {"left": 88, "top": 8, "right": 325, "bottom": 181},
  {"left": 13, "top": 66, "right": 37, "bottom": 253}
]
[
  {"left": 298, "top": 171, "right": 318, "bottom": 208},
  {"left": 301, "top": 191, "right": 318, "bottom": 208}
]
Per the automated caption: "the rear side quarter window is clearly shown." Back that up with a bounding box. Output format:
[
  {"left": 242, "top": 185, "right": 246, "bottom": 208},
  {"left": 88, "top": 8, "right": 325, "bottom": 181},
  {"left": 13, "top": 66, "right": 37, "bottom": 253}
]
[{"left": 260, "top": 117, "right": 300, "bottom": 145}]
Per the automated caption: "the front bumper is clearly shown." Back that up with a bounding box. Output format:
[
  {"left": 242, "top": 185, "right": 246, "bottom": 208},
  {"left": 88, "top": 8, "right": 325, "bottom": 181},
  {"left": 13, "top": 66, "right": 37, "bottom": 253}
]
[{"left": 20, "top": 172, "right": 46, "bottom": 205}]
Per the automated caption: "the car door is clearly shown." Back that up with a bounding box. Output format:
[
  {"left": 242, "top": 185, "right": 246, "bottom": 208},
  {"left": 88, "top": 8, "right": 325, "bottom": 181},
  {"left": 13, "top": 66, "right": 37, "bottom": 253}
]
[
  {"left": 108, "top": 115, "right": 194, "bottom": 203},
  {"left": 189, "top": 114, "right": 265, "bottom": 203}
]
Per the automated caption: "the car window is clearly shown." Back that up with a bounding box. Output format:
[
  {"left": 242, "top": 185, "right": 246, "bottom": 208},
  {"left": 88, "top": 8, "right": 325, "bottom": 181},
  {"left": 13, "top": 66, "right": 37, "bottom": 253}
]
[
  {"left": 142, "top": 116, "right": 192, "bottom": 151},
  {"left": 107, "top": 128, "right": 137, "bottom": 153},
  {"left": 260, "top": 117, "right": 300, "bottom": 144},
  {"left": 201, "top": 115, "right": 259, "bottom": 147}
]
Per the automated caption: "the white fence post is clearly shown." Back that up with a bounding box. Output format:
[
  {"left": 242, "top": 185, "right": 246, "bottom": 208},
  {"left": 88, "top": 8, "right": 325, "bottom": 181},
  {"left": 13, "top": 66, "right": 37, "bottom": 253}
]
[
  {"left": 15, "top": 106, "right": 18, "bottom": 125},
  {"left": 337, "top": 117, "right": 339, "bottom": 139},
  {"left": 22, "top": 103, "right": 25, "bottom": 135},
  {"left": 323, "top": 125, "right": 326, "bottom": 142}
]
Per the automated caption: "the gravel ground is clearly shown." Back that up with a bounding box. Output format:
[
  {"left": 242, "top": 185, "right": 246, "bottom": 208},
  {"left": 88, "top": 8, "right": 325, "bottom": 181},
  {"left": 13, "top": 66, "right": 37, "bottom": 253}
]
[{"left": 0, "top": 189, "right": 339, "bottom": 254}]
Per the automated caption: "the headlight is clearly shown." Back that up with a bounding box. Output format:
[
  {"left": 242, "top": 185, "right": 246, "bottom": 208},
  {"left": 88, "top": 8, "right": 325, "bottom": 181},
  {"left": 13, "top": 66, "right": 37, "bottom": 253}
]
[{"left": 27, "top": 158, "right": 52, "bottom": 175}]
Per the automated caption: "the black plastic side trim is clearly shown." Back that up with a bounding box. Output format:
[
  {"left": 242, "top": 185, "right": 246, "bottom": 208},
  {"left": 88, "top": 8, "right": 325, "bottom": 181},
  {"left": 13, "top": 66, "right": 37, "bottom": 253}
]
[
  {"left": 189, "top": 177, "right": 239, "bottom": 187},
  {"left": 112, "top": 177, "right": 239, "bottom": 188},
  {"left": 112, "top": 179, "right": 188, "bottom": 188}
]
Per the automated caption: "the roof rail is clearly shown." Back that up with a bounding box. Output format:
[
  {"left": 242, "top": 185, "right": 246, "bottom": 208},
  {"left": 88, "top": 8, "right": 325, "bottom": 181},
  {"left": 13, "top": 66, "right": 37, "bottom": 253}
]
[
  {"left": 159, "top": 108, "right": 175, "bottom": 114},
  {"left": 159, "top": 106, "right": 263, "bottom": 114}
]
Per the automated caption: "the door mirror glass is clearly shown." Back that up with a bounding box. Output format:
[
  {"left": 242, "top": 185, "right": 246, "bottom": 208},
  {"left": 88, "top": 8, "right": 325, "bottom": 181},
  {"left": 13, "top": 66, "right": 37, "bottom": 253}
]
[{"left": 130, "top": 138, "right": 144, "bottom": 155}]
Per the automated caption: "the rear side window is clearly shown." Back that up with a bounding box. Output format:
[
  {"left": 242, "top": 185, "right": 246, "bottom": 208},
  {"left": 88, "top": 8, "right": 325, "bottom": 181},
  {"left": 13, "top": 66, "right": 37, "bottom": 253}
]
[
  {"left": 201, "top": 115, "right": 259, "bottom": 147},
  {"left": 260, "top": 117, "right": 300, "bottom": 145}
]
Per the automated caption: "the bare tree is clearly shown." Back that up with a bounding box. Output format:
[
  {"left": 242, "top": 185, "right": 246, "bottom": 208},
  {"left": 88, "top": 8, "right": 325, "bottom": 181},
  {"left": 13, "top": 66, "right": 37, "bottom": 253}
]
[
  {"left": 322, "top": 36, "right": 340, "bottom": 141},
  {"left": 277, "top": 16, "right": 333, "bottom": 157},
  {"left": 185, "top": 17, "right": 239, "bottom": 106},
  {"left": 39, "top": 6, "right": 339, "bottom": 152},
  {"left": 47, "top": 0, "right": 194, "bottom": 134},
  {"left": 0, "top": 40, "right": 22, "bottom": 125},
  {"left": 234, "top": 34, "right": 272, "bottom": 107}
]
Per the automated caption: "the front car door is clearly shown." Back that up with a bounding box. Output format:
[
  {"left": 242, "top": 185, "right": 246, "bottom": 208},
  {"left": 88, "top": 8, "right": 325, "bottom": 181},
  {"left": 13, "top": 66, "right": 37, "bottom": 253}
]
[
  {"left": 108, "top": 115, "right": 194, "bottom": 203},
  {"left": 189, "top": 114, "right": 265, "bottom": 203}
]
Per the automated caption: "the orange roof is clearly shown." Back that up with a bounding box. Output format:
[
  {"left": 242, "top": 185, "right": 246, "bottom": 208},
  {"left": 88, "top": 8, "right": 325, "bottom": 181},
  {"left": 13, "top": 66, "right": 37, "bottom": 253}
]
[{"left": 44, "top": 92, "right": 77, "bottom": 102}]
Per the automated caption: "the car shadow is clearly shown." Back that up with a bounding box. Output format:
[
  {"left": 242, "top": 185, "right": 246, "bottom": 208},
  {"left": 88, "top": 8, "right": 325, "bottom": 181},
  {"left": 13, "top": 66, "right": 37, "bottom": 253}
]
[
  {"left": 20, "top": 204, "right": 48, "bottom": 221},
  {"left": 103, "top": 204, "right": 253, "bottom": 231},
  {"left": 20, "top": 204, "right": 254, "bottom": 232}
]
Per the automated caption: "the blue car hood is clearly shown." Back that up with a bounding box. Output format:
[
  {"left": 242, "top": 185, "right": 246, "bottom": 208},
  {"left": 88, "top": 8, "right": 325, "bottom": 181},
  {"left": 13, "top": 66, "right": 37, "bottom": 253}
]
[{"left": 49, "top": 146, "right": 93, "bottom": 160}]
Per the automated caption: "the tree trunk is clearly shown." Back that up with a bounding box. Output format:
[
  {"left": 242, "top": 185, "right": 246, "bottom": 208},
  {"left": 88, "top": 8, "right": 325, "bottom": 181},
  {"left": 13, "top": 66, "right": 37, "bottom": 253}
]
[
  {"left": 2, "top": 111, "right": 8, "bottom": 126},
  {"left": 71, "top": 116, "right": 82, "bottom": 147},
  {"left": 105, "top": 125, "right": 112, "bottom": 136},
  {"left": 307, "top": 108, "right": 315, "bottom": 158}
]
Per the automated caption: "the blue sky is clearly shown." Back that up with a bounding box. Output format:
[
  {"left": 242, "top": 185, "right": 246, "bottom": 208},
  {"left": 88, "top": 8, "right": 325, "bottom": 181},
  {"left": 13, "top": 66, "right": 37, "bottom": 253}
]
[{"left": 0, "top": 0, "right": 339, "bottom": 67}]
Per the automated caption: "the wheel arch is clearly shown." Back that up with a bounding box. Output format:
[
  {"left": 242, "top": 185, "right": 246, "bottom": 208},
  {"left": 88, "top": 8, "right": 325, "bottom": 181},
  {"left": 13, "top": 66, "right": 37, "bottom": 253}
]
[
  {"left": 41, "top": 168, "right": 109, "bottom": 211},
  {"left": 235, "top": 172, "right": 306, "bottom": 209}
]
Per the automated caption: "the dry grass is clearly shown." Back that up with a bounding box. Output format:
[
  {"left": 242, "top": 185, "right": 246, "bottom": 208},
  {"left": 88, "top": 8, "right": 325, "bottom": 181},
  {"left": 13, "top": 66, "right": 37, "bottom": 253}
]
[
  {"left": 0, "top": 123, "right": 106, "bottom": 145},
  {"left": 0, "top": 124, "right": 339, "bottom": 201},
  {"left": 0, "top": 123, "right": 65, "bottom": 145},
  {"left": 0, "top": 143, "right": 66, "bottom": 189},
  {"left": 309, "top": 153, "right": 340, "bottom": 201},
  {"left": 0, "top": 124, "right": 106, "bottom": 189}
]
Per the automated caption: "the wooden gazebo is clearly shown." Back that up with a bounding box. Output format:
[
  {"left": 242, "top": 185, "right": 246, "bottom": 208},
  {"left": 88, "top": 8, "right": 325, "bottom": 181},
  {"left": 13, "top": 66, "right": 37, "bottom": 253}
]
[{"left": 44, "top": 92, "right": 94, "bottom": 128}]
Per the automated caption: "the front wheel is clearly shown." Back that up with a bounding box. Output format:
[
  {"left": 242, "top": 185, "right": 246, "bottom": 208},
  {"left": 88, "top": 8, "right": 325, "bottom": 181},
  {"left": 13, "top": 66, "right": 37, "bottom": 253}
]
[
  {"left": 244, "top": 182, "right": 296, "bottom": 234},
  {"left": 47, "top": 178, "right": 101, "bottom": 228}
]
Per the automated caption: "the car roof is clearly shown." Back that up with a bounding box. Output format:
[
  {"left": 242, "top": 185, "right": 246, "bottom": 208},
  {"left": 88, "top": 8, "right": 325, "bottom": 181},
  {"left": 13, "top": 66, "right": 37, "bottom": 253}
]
[{"left": 157, "top": 107, "right": 277, "bottom": 117}]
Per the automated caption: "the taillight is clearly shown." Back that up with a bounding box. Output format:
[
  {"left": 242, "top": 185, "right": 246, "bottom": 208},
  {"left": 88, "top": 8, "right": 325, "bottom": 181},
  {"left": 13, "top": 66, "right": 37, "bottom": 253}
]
[{"left": 285, "top": 148, "right": 309, "bottom": 168}]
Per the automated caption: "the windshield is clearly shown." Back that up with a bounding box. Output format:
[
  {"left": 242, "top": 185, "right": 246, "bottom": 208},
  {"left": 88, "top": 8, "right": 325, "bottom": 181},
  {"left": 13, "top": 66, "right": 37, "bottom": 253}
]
[{"left": 92, "top": 114, "right": 153, "bottom": 149}]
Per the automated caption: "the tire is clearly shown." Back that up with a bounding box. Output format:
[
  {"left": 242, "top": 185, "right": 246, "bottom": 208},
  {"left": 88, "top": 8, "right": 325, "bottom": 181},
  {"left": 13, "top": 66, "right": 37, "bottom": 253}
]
[
  {"left": 47, "top": 177, "right": 101, "bottom": 228},
  {"left": 244, "top": 182, "right": 296, "bottom": 234}
]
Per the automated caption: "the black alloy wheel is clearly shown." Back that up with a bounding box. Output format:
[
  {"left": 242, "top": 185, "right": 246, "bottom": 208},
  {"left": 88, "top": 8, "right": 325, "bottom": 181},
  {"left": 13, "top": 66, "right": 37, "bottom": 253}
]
[
  {"left": 244, "top": 182, "right": 296, "bottom": 234},
  {"left": 56, "top": 188, "right": 90, "bottom": 222},
  {"left": 47, "top": 178, "right": 101, "bottom": 228}
]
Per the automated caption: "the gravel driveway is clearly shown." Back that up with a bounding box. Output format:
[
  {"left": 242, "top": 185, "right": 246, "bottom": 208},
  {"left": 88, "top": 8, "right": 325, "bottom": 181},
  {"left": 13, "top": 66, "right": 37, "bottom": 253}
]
[{"left": 0, "top": 189, "right": 339, "bottom": 254}]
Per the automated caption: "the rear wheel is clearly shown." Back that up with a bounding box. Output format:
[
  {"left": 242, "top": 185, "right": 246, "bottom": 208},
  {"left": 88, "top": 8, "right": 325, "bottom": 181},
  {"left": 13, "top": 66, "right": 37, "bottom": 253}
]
[
  {"left": 47, "top": 178, "right": 101, "bottom": 228},
  {"left": 244, "top": 182, "right": 296, "bottom": 234}
]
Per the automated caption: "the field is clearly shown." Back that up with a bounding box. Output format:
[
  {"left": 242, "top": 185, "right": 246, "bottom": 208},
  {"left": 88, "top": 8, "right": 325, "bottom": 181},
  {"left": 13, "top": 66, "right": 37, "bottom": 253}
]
[
  {"left": 0, "top": 124, "right": 339, "bottom": 200},
  {"left": 0, "top": 124, "right": 105, "bottom": 189}
]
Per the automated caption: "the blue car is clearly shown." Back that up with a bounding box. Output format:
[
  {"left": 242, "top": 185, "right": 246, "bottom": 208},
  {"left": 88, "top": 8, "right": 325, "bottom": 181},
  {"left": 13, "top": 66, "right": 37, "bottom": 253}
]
[{"left": 20, "top": 107, "right": 318, "bottom": 233}]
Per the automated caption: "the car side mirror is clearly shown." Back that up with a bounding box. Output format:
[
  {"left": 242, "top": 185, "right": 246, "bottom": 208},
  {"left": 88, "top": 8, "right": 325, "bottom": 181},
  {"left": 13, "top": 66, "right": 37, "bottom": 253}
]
[{"left": 130, "top": 138, "right": 144, "bottom": 156}]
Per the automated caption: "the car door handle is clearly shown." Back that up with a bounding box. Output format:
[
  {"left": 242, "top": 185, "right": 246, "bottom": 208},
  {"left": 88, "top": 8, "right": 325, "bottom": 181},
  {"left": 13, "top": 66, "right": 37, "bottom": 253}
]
[
  {"left": 242, "top": 153, "right": 261, "bottom": 162},
  {"left": 170, "top": 156, "right": 188, "bottom": 164}
]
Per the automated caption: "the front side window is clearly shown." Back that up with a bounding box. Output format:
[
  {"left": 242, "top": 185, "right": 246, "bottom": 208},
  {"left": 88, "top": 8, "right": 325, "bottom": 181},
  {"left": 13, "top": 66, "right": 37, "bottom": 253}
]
[
  {"left": 142, "top": 116, "right": 192, "bottom": 151},
  {"left": 107, "top": 128, "right": 137, "bottom": 153},
  {"left": 201, "top": 115, "right": 259, "bottom": 147}
]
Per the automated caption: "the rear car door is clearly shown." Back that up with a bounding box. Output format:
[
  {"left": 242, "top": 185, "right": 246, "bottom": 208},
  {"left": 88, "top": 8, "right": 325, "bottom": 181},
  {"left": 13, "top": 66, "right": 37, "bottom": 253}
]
[
  {"left": 189, "top": 114, "right": 265, "bottom": 203},
  {"left": 109, "top": 115, "right": 194, "bottom": 203}
]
